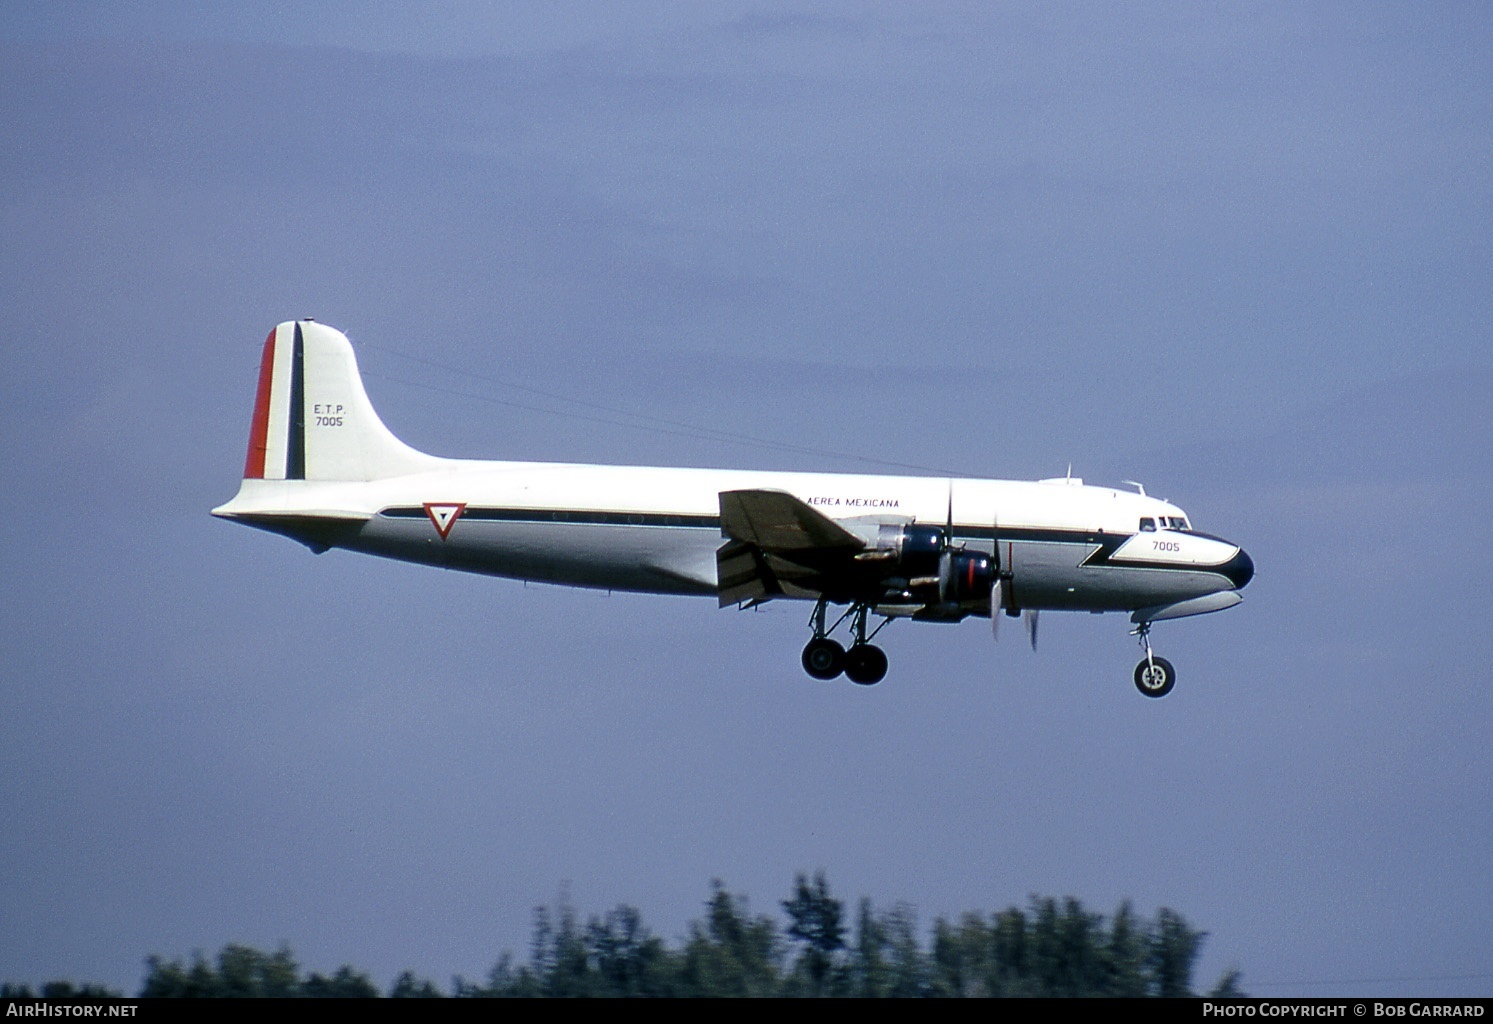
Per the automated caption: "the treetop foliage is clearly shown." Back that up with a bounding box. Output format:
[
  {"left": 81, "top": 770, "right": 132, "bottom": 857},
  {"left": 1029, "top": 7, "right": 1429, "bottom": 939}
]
[{"left": 7, "top": 875, "right": 1243, "bottom": 998}]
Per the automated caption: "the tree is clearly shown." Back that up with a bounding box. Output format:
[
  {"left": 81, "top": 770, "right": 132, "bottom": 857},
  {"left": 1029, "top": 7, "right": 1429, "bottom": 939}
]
[
  {"left": 1104, "top": 900, "right": 1149, "bottom": 997},
  {"left": 850, "top": 897, "right": 888, "bottom": 997},
  {"left": 679, "top": 881, "right": 780, "bottom": 997},
  {"left": 989, "top": 906, "right": 1031, "bottom": 996},
  {"left": 302, "top": 966, "right": 379, "bottom": 998},
  {"left": 216, "top": 944, "right": 299, "bottom": 998},
  {"left": 930, "top": 913, "right": 987, "bottom": 997},
  {"left": 389, "top": 971, "right": 443, "bottom": 998},
  {"left": 0, "top": 982, "right": 119, "bottom": 999},
  {"left": 139, "top": 945, "right": 373, "bottom": 998},
  {"left": 587, "top": 905, "right": 672, "bottom": 997},
  {"left": 79, "top": 880, "right": 1242, "bottom": 998},
  {"left": 882, "top": 902, "right": 930, "bottom": 997},
  {"left": 1149, "top": 907, "right": 1206, "bottom": 998},
  {"left": 781, "top": 871, "right": 846, "bottom": 996},
  {"left": 1208, "top": 967, "right": 1246, "bottom": 998}
]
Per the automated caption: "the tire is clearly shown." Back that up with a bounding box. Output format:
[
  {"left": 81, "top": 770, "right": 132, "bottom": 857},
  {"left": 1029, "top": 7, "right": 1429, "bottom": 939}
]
[
  {"left": 802, "top": 638, "right": 846, "bottom": 680},
  {"left": 844, "top": 644, "right": 888, "bottom": 686},
  {"left": 1133, "top": 655, "right": 1176, "bottom": 698}
]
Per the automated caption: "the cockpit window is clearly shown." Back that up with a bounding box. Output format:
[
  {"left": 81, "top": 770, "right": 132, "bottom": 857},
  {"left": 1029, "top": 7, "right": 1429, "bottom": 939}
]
[
  {"left": 1139, "top": 518, "right": 1156, "bottom": 532},
  {"left": 1167, "top": 517, "right": 1191, "bottom": 531}
]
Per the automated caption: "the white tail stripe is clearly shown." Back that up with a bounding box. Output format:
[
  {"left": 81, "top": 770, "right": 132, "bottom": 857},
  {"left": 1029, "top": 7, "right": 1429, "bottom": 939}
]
[{"left": 261, "top": 322, "right": 296, "bottom": 480}]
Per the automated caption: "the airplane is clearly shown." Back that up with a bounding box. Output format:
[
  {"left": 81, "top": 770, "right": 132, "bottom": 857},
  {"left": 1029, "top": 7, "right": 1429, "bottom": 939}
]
[{"left": 214, "top": 320, "right": 1253, "bottom": 696}]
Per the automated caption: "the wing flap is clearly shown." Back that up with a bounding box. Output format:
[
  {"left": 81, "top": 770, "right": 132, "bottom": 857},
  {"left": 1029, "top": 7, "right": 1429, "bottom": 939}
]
[{"left": 716, "top": 540, "right": 781, "bottom": 607}]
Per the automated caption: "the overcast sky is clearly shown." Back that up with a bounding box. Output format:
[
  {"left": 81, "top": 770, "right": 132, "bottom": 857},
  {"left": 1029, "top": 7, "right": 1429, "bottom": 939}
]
[{"left": 2, "top": 2, "right": 1490, "bottom": 997}]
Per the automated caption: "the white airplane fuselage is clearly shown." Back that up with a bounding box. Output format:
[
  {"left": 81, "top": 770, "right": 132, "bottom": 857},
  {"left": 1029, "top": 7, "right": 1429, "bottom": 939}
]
[
  {"left": 215, "top": 321, "right": 1252, "bottom": 692},
  {"left": 220, "top": 467, "right": 1246, "bottom": 615}
]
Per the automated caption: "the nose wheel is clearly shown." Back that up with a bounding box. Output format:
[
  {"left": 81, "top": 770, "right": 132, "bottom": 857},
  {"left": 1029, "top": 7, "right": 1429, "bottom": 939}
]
[
  {"left": 802, "top": 598, "right": 889, "bottom": 685},
  {"left": 1134, "top": 655, "right": 1176, "bottom": 697},
  {"left": 1130, "top": 622, "right": 1176, "bottom": 698}
]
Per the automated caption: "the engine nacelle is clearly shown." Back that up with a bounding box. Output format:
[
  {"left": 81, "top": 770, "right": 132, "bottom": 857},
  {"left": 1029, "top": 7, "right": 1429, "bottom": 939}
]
[
  {"left": 938, "top": 549, "right": 996, "bottom": 604},
  {"left": 870, "top": 523, "right": 945, "bottom": 575}
]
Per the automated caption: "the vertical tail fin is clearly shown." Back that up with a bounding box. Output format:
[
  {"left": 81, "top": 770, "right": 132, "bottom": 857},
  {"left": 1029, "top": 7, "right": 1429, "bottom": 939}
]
[{"left": 239, "top": 321, "right": 441, "bottom": 482}]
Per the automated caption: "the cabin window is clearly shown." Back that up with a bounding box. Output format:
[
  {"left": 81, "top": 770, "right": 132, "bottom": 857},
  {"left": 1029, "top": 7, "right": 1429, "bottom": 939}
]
[{"left": 1139, "top": 518, "right": 1156, "bottom": 532}]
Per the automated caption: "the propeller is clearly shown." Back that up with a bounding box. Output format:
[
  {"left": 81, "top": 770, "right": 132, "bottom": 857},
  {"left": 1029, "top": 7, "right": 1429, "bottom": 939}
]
[
  {"left": 937, "top": 483, "right": 959, "bottom": 603},
  {"left": 936, "top": 485, "right": 1024, "bottom": 652},
  {"left": 990, "top": 512, "right": 1025, "bottom": 644},
  {"left": 939, "top": 483, "right": 987, "bottom": 606},
  {"left": 990, "top": 506, "right": 1002, "bottom": 639}
]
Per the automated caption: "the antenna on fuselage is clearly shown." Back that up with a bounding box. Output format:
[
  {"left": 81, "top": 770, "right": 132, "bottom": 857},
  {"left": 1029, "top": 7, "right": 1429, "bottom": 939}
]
[{"left": 1121, "top": 480, "right": 1147, "bottom": 497}]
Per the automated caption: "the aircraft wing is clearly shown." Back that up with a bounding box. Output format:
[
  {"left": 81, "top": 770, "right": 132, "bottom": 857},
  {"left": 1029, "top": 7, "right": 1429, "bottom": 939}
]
[
  {"left": 716, "top": 489, "right": 866, "bottom": 607},
  {"left": 719, "top": 489, "right": 865, "bottom": 551}
]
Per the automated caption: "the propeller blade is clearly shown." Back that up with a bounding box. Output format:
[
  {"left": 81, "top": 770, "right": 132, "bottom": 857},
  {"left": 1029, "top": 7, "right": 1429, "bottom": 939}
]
[
  {"left": 992, "top": 511, "right": 1000, "bottom": 573},
  {"left": 1001, "top": 539, "right": 1017, "bottom": 614},
  {"left": 991, "top": 579, "right": 1002, "bottom": 641},
  {"left": 1024, "top": 609, "right": 1039, "bottom": 651}
]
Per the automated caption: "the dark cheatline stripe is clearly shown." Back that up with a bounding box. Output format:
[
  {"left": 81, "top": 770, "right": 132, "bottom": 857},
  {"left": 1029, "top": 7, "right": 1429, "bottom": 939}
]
[
  {"left": 954, "top": 524, "right": 1110, "bottom": 546},
  {"left": 379, "top": 506, "right": 720, "bottom": 529},
  {"left": 286, "top": 322, "right": 306, "bottom": 480},
  {"left": 380, "top": 510, "right": 1106, "bottom": 539},
  {"left": 243, "top": 328, "right": 276, "bottom": 479}
]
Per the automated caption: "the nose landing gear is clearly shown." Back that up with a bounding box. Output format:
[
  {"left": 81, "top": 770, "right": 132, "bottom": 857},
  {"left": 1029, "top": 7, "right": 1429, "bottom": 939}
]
[
  {"left": 1130, "top": 622, "right": 1176, "bottom": 698},
  {"left": 801, "top": 598, "right": 889, "bottom": 685}
]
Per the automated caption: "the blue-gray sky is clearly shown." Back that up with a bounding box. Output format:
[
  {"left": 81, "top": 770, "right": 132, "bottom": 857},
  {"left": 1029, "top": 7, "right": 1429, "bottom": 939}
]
[{"left": 2, "top": 2, "right": 1489, "bottom": 997}]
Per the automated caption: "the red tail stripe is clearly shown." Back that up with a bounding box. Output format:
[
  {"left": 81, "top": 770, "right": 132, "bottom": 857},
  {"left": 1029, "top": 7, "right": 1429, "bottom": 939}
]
[{"left": 243, "top": 329, "right": 276, "bottom": 479}]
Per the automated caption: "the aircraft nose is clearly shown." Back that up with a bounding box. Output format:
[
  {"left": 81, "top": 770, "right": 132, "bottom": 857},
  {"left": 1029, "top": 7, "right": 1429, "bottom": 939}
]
[{"left": 1222, "top": 546, "right": 1254, "bottom": 590}]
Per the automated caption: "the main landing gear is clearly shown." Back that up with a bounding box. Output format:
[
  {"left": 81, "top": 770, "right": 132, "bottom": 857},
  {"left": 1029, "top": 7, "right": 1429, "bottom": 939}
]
[
  {"left": 1130, "top": 621, "right": 1176, "bottom": 698},
  {"left": 802, "top": 598, "right": 889, "bottom": 685}
]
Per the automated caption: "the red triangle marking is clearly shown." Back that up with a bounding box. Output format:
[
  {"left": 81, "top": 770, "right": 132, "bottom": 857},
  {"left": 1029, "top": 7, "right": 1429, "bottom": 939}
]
[{"left": 423, "top": 502, "right": 467, "bottom": 540}]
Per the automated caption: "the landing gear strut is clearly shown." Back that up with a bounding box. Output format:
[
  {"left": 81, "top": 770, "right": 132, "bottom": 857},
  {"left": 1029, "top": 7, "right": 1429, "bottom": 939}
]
[
  {"left": 1130, "top": 622, "right": 1176, "bottom": 698},
  {"left": 801, "top": 598, "right": 889, "bottom": 685}
]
